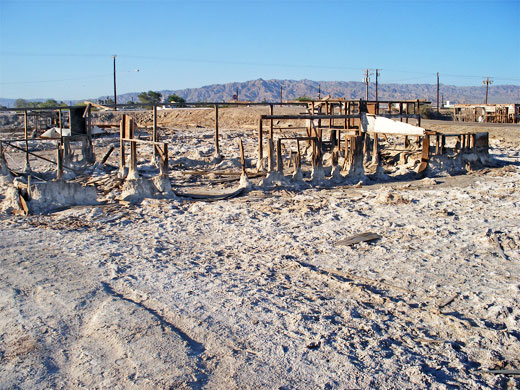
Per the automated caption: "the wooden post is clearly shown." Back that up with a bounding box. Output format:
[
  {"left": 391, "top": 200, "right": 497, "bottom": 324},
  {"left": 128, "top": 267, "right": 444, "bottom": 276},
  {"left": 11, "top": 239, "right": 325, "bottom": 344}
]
[
  {"left": 159, "top": 143, "right": 168, "bottom": 177},
  {"left": 417, "top": 135, "right": 430, "bottom": 174},
  {"left": 435, "top": 134, "right": 440, "bottom": 155},
  {"left": 24, "top": 111, "right": 30, "bottom": 171},
  {"left": 257, "top": 118, "right": 263, "bottom": 170},
  {"left": 239, "top": 139, "right": 247, "bottom": 177},
  {"left": 276, "top": 138, "right": 283, "bottom": 173},
  {"left": 120, "top": 116, "right": 126, "bottom": 172},
  {"left": 347, "top": 102, "right": 351, "bottom": 129},
  {"left": 441, "top": 134, "right": 446, "bottom": 155},
  {"left": 56, "top": 146, "right": 63, "bottom": 181},
  {"left": 267, "top": 139, "right": 274, "bottom": 172},
  {"left": 372, "top": 133, "right": 380, "bottom": 165},
  {"left": 214, "top": 104, "right": 220, "bottom": 156},
  {"left": 130, "top": 128, "right": 137, "bottom": 177},
  {"left": 296, "top": 139, "right": 301, "bottom": 169},
  {"left": 328, "top": 102, "right": 332, "bottom": 129},
  {"left": 86, "top": 104, "right": 95, "bottom": 163},
  {"left": 269, "top": 104, "right": 274, "bottom": 139},
  {"left": 152, "top": 104, "right": 158, "bottom": 161}
]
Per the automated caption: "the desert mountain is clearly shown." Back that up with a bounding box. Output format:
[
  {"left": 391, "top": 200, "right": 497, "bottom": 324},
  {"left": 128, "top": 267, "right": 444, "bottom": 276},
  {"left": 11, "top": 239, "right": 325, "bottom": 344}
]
[{"left": 116, "top": 79, "right": 519, "bottom": 105}]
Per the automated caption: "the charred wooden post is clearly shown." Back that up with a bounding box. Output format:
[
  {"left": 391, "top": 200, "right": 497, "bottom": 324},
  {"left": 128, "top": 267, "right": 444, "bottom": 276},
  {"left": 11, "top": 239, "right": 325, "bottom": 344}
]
[
  {"left": 276, "top": 138, "right": 283, "bottom": 174},
  {"left": 101, "top": 145, "right": 115, "bottom": 165},
  {"left": 435, "top": 134, "right": 440, "bottom": 155},
  {"left": 404, "top": 136, "right": 410, "bottom": 149},
  {"left": 56, "top": 146, "right": 64, "bottom": 181},
  {"left": 441, "top": 134, "right": 446, "bottom": 155}
]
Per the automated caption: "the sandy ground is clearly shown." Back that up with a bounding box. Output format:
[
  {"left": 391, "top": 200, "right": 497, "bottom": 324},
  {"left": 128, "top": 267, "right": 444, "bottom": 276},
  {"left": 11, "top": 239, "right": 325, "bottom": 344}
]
[{"left": 1, "top": 109, "right": 519, "bottom": 389}]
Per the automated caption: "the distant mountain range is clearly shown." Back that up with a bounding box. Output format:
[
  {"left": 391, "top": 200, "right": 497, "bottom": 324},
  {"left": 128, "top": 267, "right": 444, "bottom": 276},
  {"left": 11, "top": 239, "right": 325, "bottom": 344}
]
[{"left": 1, "top": 79, "right": 519, "bottom": 107}]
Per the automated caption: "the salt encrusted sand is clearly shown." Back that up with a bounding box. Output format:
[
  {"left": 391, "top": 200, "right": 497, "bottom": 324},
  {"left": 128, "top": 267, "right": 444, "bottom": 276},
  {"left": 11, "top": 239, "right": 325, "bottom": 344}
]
[{"left": 0, "top": 112, "right": 519, "bottom": 389}]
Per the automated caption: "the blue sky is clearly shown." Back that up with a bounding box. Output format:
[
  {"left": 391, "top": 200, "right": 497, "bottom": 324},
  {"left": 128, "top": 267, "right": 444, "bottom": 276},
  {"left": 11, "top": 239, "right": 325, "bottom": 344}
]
[{"left": 0, "top": 0, "right": 519, "bottom": 100}]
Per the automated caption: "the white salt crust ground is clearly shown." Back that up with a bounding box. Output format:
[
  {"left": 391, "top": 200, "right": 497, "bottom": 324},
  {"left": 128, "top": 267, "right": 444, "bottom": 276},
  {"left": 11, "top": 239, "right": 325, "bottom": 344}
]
[{"left": 0, "top": 123, "right": 519, "bottom": 389}]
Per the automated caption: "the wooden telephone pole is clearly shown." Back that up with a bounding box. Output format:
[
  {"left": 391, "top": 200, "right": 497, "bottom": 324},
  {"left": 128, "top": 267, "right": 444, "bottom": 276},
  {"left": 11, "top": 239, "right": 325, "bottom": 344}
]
[
  {"left": 483, "top": 77, "right": 493, "bottom": 104},
  {"left": 112, "top": 55, "right": 117, "bottom": 110},
  {"left": 436, "top": 72, "right": 440, "bottom": 113},
  {"left": 375, "top": 69, "right": 380, "bottom": 102},
  {"left": 363, "top": 69, "right": 372, "bottom": 100}
]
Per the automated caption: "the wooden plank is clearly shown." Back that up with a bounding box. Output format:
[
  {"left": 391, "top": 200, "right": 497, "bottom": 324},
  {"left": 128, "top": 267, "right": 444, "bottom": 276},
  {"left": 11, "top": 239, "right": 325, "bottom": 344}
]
[
  {"left": 19, "top": 193, "right": 29, "bottom": 215},
  {"left": 238, "top": 138, "right": 246, "bottom": 176}
]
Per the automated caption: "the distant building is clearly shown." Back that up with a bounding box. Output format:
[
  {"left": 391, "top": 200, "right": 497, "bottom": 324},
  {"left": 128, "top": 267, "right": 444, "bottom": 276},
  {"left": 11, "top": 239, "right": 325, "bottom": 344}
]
[{"left": 453, "top": 104, "right": 520, "bottom": 123}]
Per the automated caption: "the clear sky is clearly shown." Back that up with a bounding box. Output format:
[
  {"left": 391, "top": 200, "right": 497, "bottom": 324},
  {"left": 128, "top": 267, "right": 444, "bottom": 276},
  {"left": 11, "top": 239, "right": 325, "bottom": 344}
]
[{"left": 0, "top": 0, "right": 519, "bottom": 100}]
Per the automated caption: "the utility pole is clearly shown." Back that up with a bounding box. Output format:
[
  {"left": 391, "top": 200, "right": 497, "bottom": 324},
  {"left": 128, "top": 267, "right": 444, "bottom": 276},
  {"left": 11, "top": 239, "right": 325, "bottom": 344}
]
[
  {"left": 318, "top": 84, "right": 321, "bottom": 100},
  {"left": 483, "top": 77, "right": 493, "bottom": 104},
  {"left": 363, "top": 69, "right": 372, "bottom": 100},
  {"left": 280, "top": 86, "right": 283, "bottom": 103},
  {"left": 375, "top": 69, "right": 380, "bottom": 102},
  {"left": 236, "top": 88, "right": 239, "bottom": 101},
  {"left": 112, "top": 55, "right": 117, "bottom": 110},
  {"left": 436, "top": 72, "right": 440, "bottom": 113}
]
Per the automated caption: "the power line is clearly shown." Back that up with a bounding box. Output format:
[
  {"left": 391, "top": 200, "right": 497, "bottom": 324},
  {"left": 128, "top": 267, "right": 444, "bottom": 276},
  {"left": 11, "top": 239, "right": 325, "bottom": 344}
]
[{"left": 3, "top": 51, "right": 518, "bottom": 81}]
